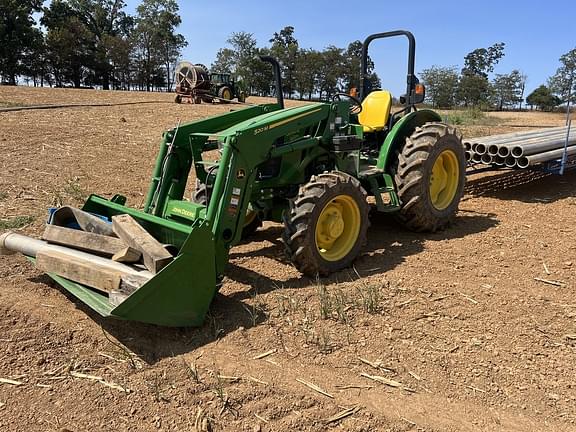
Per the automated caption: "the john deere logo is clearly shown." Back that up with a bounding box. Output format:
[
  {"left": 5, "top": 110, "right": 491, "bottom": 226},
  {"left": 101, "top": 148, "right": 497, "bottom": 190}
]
[{"left": 237, "top": 169, "right": 246, "bottom": 179}]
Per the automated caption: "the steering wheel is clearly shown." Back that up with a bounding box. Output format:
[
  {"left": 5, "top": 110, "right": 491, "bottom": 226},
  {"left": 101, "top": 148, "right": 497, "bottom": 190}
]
[{"left": 332, "top": 93, "right": 363, "bottom": 115}]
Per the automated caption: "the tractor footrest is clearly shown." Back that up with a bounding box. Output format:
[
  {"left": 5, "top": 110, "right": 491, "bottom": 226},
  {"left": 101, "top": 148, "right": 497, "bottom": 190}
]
[{"left": 358, "top": 167, "right": 384, "bottom": 179}]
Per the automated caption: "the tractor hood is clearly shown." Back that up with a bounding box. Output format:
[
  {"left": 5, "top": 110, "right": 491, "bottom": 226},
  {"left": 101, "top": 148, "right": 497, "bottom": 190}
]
[{"left": 217, "top": 103, "right": 325, "bottom": 138}]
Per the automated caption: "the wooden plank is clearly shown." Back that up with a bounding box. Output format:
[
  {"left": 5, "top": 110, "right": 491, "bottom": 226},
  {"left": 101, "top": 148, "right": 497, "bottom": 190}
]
[
  {"left": 112, "top": 214, "right": 173, "bottom": 274},
  {"left": 112, "top": 247, "right": 142, "bottom": 263},
  {"left": 36, "top": 249, "right": 122, "bottom": 293},
  {"left": 42, "top": 225, "right": 126, "bottom": 257},
  {"left": 109, "top": 274, "right": 151, "bottom": 307}
]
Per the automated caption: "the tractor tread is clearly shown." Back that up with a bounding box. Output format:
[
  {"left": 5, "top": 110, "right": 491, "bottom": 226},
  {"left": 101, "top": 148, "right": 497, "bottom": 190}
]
[
  {"left": 391, "top": 122, "right": 466, "bottom": 233},
  {"left": 283, "top": 171, "right": 369, "bottom": 276}
]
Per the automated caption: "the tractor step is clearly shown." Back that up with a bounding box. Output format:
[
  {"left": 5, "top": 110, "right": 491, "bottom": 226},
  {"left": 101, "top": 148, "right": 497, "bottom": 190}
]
[{"left": 359, "top": 168, "right": 401, "bottom": 212}]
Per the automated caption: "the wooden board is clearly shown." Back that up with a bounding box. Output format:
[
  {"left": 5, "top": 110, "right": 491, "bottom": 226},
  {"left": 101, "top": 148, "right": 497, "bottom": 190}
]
[
  {"left": 109, "top": 274, "right": 151, "bottom": 307},
  {"left": 112, "top": 214, "right": 173, "bottom": 274},
  {"left": 112, "top": 247, "right": 142, "bottom": 263},
  {"left": 36, "top": 249, "right": 122, "bottom": 293},
  {"left": 42, "top": 225, "right": 126, "bottom": 257}
]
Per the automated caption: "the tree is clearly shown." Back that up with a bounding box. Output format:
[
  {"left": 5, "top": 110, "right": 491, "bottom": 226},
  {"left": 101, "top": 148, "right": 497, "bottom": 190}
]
[
  {"left": 0, "top": 0, "right": 42, "bottom": 85},
  {"left": 211, "top": 48, "right": 235, "bottom": 74},
  {"left": 293, "top": 48, "right": 322, "bottom": 100},
  {"left": 223, "top": 31, "right": 258, "bottom": 93},
  {"left": 134, "top": 0, "right": 185, "bottom": 91},
  {"left": 457, "top": 43, "right": 505, "bottom": 107},
  {"left": 420, "top": 65, "right": 459, "bottom": 108},
  {"left": 105, "top": 30, "right": 133, "bottom": 89},
  {"left": 492, "top": 70, "right": 525, "bottom": 110},
  {"left": 248, "top": 47, "right": 275, "bottom": 96},
  {"left": 341, "top": 40, "right": 379, "bottom": 94},
  {"left": 69, "top": 0, "right": 132, "bottom": 90},
  {"left": 21, "top": 25, "right": 46, "bottom": 87},
  {"left": 316, "top": 45, "right": 345, "bottom": 100},
  {"left": 462, "top": 43, "right": 505, "bottom": 78},
  {"left": 457, "top": 74, "right": 491, "bottom": 107},
  {"left": 526, "top": 85, "right": 561, "bottom": 111},
  {"left": 269, "top": 26, "right": 298, "bottom": 98},
  {"left": 42, "top": 0, "right": 92, "bottom": 88},
  {"left": 548, "top": 48, "right": 576, "bottom": 105}
]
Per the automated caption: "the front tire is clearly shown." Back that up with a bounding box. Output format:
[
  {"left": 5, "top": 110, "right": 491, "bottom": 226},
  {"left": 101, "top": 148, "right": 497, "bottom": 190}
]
[
  {"left": 393, "top": 122, "right": 466, "bottom": 232},
  {"left": 283, "top": 171, "right": 369, "bottom": 276}
]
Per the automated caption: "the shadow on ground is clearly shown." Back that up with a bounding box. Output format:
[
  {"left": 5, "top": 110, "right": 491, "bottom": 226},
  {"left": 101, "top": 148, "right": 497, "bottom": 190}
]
[
  {"left": 226, "top": 209, "right": 499, "bottom": 299},
  {"left": 34, "top": 205, "right": 498, "bottom": 364},
  {"left": 465, "top": 169, "right": 576, "bottom": 203}
]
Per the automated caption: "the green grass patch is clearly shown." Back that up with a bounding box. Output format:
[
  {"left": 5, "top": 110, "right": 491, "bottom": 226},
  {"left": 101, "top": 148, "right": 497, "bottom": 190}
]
[
  {"left": 0, "top": 215, "right": 34, "bottom": 230},
  {"left": 444, "top": 108, "right": 500, "bottom": 126},
  {"left": 64, "top": 177, "right": 87, "bottom": 203}
]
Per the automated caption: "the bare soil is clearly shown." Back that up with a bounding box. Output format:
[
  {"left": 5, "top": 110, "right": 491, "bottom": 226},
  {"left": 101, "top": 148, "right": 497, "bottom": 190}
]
[{"left": 0, "top": 87, "right": 575, "bottom": 432}]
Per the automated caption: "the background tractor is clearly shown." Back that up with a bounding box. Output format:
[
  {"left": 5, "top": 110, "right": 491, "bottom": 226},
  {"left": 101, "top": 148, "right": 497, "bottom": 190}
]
[
  {"left": 174, "top": 62, "right": 246, "bottom": 104},
  {"left": 1, "top": 30, "right": 466, "bottom": 326}
]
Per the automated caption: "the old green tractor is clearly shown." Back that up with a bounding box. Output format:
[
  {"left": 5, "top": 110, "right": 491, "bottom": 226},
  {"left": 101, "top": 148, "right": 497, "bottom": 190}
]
[{"left": 4, "top": 30, "right": 465, "bottom": 326}]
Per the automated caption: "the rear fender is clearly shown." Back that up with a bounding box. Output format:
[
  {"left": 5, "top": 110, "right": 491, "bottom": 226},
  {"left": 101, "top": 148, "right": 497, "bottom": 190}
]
[{"left": 376, "top": 109, "right": 442, "bottom": 171}]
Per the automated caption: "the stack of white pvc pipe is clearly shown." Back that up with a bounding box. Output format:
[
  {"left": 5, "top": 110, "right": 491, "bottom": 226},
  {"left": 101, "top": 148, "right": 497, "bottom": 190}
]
[{"left": 464, "top": 126, "right": 576, "bottom": 169}]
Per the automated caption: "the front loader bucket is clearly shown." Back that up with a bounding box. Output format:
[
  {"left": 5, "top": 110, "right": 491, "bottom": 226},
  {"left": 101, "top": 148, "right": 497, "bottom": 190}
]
[
  {"left": 112, "top": 236, "right": 216, "bottom": 326},
  {"left": 32, "top": 219, "right": 217, "bottom": 327},
  {"left": 0, "top": 192, "right": 219, "bottom": 327}
]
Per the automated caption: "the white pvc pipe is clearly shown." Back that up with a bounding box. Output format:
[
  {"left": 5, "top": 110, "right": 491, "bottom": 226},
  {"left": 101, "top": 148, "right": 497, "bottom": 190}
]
[{"left": 0, "top": 232, "right": 152, "bottom": 278}]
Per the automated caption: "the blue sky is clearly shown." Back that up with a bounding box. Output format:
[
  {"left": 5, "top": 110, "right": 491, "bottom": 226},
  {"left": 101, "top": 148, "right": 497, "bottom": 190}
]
[{"left": 124, "top": 0, "right": 574, "bottom": 96}]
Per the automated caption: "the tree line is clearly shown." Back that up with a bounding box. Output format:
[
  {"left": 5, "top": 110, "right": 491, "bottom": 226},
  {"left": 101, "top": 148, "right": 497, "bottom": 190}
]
[
  {"left": 210, "top": 26, "right": 381, "bottom": 100},
  {"left": 420, "top": 43, "right": 576, "bottom": 112},
  {"left": 1, "top": 1, "right": 574, "bottom": 111},
  {"left": 0, "top": 0, "right": 186, "bottom": 91}
]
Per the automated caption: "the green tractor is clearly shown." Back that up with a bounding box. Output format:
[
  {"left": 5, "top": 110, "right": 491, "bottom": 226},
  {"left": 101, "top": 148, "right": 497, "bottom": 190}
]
[
  {"left": 174, "top": 62, "right": 246, "bottom": 104},
  {"left": 4, "top": 30, "right": 465, "bottom": 326},
  {"left": 209, "top": 72, "right": 246, "bottom": 103}
]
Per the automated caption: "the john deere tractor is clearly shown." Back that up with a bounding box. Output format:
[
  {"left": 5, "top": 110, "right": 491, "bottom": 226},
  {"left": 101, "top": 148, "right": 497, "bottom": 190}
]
[
  {"left": 174, "top": 62, "right": 246, "bottom": 104},
  {"left": 2, "top": 30, "right": 465, "bottom": 326}
]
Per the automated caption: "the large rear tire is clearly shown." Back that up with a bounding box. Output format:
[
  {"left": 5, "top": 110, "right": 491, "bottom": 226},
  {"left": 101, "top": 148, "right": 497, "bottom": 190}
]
[
  {"left": 218, "top": 86, "right": 232, "bottom": 101},
  {"left": 283, "top": 171, "right": 369, "bottom": 276},
  {"left": 393, "top": 122, "right": 465, "bottom": 232}
]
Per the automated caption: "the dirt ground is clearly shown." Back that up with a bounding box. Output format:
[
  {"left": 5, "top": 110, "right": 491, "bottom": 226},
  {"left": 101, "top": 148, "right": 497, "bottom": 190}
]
[{"left": 0, "top": 87, "right": 574, "bottom": 432}]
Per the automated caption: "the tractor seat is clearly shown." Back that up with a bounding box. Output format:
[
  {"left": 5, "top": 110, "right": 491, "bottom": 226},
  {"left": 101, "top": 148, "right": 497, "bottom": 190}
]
[{"left": 358, "top": 90, "right": 392, "bottom": 133}]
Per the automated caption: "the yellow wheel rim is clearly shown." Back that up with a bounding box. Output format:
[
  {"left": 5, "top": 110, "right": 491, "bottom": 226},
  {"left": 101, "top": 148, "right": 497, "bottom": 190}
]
[
  {"left": 429, "top": 150, "right": 459, "bottom": 210},
  {"left": 315, "top": 195, "right": 361, "bottom": 262},
  {"left": 222, "top": 88, "right": 232, "bottom": 99}
]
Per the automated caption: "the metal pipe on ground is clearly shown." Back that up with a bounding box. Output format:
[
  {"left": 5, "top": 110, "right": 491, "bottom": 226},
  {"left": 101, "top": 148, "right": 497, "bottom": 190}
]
[
  {"left": 466, "top": 127, "right": 568, "bottom": 145},
  {"left": 472, "top": 153, "right": 483, "bottom": 163},
  {"left": 0, "top": 232, "right": 152, "bottom": 278},
  {"left": 505, "top": 156, "right": 517, "bottom": 168},
  {"left": 464, "top": 142, "right": 472, "bottom": 151},
  {"left": 470, "top": 134, "right": 571, "bottom": 157},
  {"left": 487, "top": 144, "right": 500, "bottom": 156},
  {"left": 494, "top": 156, "right": 505, "bottom": 166},
  {"left": 520, "top": 145, "right": 576, "bottom": 168},
  {"left": 498, "top": 146, "right": 510, "bottom": 157},
  {"left": 476, "top": 130, "right": 572, "bottom": 152},
  {"left": 511, "top": 136, "right": 576, "bottom": 157},
  {"left": 475, "top": 143, "right": 487, "bottom": 155},
  {"left": 481, "top": 154, "right": 493, "bottom": 164},
  {"left": 465, "top": 151, "right": 472, "bottom": 161}
]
